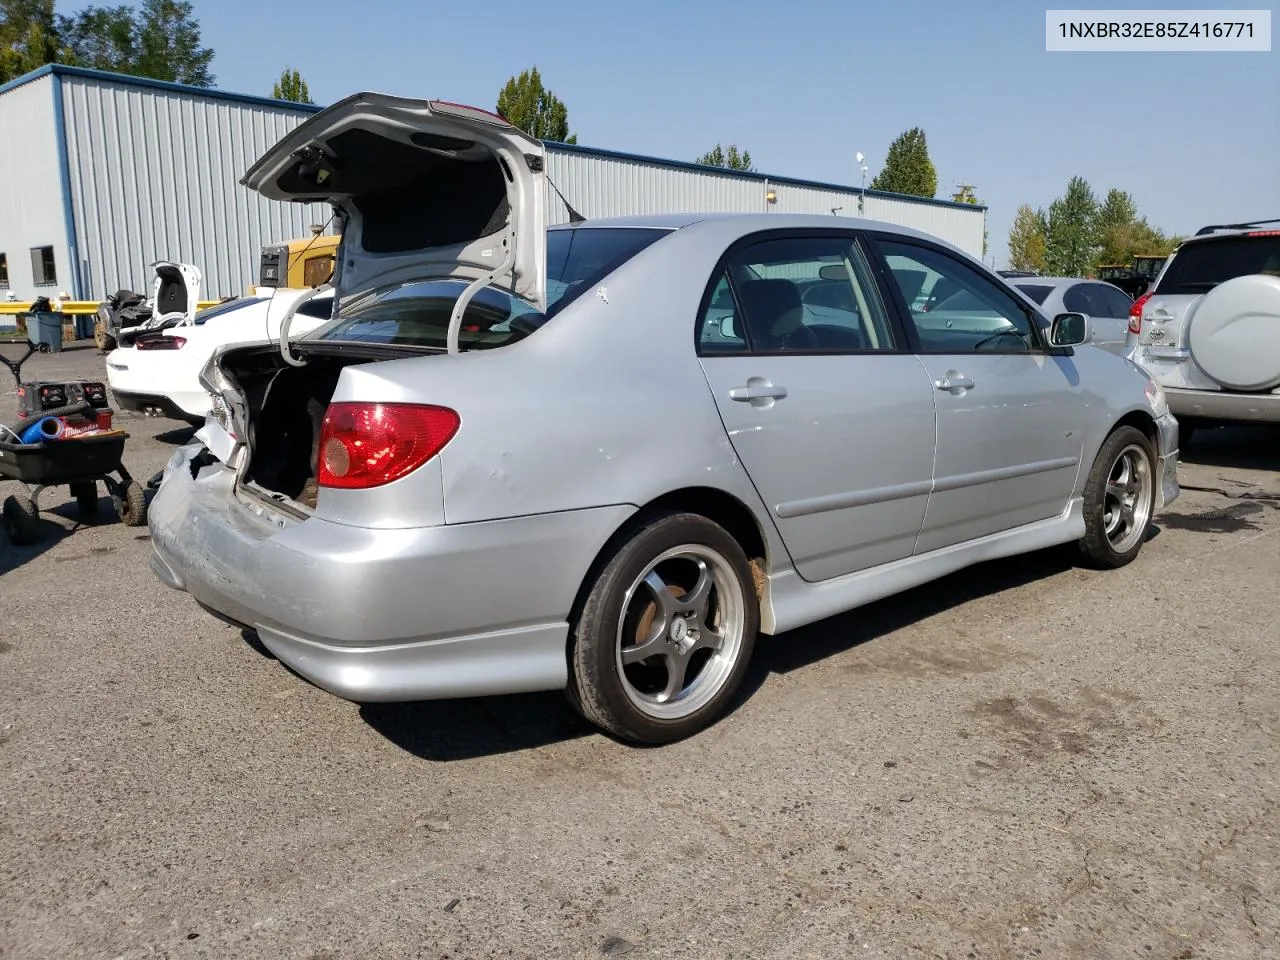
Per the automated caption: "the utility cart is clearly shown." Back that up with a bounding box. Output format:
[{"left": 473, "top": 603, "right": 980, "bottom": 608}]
[{"left": 1, "top": 341, "right": 147, "bottom": 545}]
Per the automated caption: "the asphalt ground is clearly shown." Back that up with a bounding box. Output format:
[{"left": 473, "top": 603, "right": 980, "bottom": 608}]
[{"left": 2, "top": 343, "right": 1277, "bottom": 960}]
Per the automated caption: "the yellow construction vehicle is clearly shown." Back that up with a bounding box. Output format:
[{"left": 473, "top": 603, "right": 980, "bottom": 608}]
[{"left": 258, "top": 229, "right": 341, "bottom": 290}]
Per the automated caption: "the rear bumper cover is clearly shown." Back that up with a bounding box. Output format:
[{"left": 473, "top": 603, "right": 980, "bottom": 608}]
[
  {"left": 148, "top": 449, "right": 633, "bottom": 703},
  {"left": 1165, "top": 387, "right": 1280, "bottom": 424}
]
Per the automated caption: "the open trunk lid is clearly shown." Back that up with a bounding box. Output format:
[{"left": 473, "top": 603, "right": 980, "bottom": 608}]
[
  {"left": 240, "top": 93, "right": 548, "bottom": 312},
  {"left": 150, "top": 261, "right": 202, "bottom": 325}
]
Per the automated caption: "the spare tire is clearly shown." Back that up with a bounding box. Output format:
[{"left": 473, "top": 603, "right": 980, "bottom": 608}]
[{"left": 1187, "top": 274, "right": 1280, "bottom": 391}]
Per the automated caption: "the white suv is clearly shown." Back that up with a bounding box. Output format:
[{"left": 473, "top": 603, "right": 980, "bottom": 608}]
[{"left": 1126, "top": 220, "right": 1280, "bottom": 444}]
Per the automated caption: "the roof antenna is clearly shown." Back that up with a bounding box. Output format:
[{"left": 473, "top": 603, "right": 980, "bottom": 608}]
[{"left": 547, "top": 176, "right": 586, "bottom": 223}]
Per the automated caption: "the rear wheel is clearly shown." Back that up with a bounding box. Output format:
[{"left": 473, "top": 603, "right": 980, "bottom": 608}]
[
  {"left": 3, "top": 494, "right": 41, "bottom": 545},
  {"left": 567, "top": 512, "right": 759, "bottom": 744},
  {"left": 1078, "top": 426, "right": 1156, "bottom": 569}
]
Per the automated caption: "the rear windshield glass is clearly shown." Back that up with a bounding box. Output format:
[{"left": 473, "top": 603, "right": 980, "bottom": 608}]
[
  {"left": 1014, "top": 284, "right": 1053, "bottom": 305},
  {"left": 307, "top": 227, "right": 668, "bottom": 350},
  {"left": 1154, "top": 236, "right": 1280, "bottom": 294},
  {"left": 193, "top": 297, "right": 266, "bottom": 325}
]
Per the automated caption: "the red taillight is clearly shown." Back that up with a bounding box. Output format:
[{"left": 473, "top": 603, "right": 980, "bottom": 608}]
[
  {"left": 136, "top": 335, "right": 186, "bottom": 350},
  {"left": 1128, "top": 293, "right": 1152, "bottom": 335},
  {"left": 317, "top": 402, "right": 460, "bottom": 490},
  {"left": 1247, "top": 230, "right": 1280, "bottom": 237}
]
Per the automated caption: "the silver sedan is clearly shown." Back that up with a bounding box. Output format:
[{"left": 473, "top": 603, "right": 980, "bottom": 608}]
[
  {"left": 1009, "top": 276, "right": 1136, "bottom": 355},
  {"left": 148, "top": 93, "right": 1180, "bottom": 744}
]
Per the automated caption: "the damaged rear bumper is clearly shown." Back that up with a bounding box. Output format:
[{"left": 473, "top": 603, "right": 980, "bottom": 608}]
[{"left": 148, "top": 448, "right": 633, "bottom": 702}]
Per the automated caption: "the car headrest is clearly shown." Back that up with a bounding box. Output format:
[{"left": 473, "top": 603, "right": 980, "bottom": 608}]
[{"left": 737, "top": 279, "right": 803, "bottom": 338}]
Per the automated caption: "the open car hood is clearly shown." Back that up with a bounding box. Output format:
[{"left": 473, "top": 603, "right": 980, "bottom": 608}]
[{"left": 241, "top": 93, "right": 548, "bottom": 311}]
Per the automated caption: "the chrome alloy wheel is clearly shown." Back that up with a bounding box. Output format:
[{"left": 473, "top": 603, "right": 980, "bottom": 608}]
[
  {"left": 1103, "top": 442, "right": 1153, "bottom": 553},
  {"left": 614, "top": 545, "right": 747, "bottom": 720}
]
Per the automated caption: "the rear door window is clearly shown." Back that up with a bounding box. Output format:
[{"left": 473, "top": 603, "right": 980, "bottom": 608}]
[
  {"left": 1155, "top": 235, "right": 1280, "bottom": 294},
  {"left": 1092, "top": 284, "right": 1133, "bottom": 318},
  {"left": 699, "top": 234, "right": 898, "bottom": 354}
]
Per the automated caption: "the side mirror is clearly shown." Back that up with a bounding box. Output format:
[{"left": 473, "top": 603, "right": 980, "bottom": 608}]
[{"left": 1050, "top": 312, "right": 1090, "bottom": 347}]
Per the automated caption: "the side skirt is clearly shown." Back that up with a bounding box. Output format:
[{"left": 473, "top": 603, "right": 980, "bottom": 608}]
[{"left": 761, "top": 498, "right": 1085, "bottom": 635}]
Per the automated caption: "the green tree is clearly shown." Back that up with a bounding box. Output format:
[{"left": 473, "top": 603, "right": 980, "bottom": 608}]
[
  {"left": 1096, "top": 188, "right": 1137, "bottom": 235},
  {"left": 496, "top": 66, "right": 576, "bottom": 143},
  {"left": 869, "top": 127, "right": 937, "bottom": 198},
  {"left": 1098, "top": 217, "right": 1180, "bottom": 267},
  {"left": 1045, "top": 176, "right": 1099, "bottom": 276},
  {"left": 57, "top": 0, "right": 214, "bottom": 85},
  {"left": 1007, "top": 203, "right": 1048, "bottom": 273},
  {"left": 271, "top": 66, "right": 311, "bottom": 103},
  {"left": 950, "top": 184, "right": 987, "bottom": 255},
  {"left": 697, "top": 143, "right": 753, "bottom": 171},
  {"left": 1, "top": 0, "right": 75, "bottom": 82}
]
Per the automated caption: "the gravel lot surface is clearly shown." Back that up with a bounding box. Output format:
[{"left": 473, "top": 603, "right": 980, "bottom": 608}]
[{"left": 2, "top": 344, "right": 1277, "bottom": 960}]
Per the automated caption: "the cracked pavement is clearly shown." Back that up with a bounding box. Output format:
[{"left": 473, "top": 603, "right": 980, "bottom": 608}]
[{"left": 2, "top": 346, "right": 1277, "bottom": 959}]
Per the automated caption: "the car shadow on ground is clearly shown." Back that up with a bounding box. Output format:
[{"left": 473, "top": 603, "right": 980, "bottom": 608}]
[
  {"left": 357, "top": 544, "right": 1089, "bottom": 763},
  {"left": 1180, "top": 423, "right": 1280, "bottom": 472}
]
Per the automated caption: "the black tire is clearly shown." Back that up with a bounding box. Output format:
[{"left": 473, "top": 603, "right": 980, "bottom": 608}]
[
  {"left": 71, "top": 482, "right": 99, "bottom": 521},
  {"left": 112, "top": 481, "right": 147, "bottom": 527},
  {"left": 94, "top": 318, "right": 116, "bottom": 352},
  {"left": 566, "top": 511, "right": 759, "bottom": 744},
  {"left": 3, "top": 494, "right": 41, "bottom": 546},
  {"left": 1078, "top": 426, "right": 1157, "bottom": 570}
]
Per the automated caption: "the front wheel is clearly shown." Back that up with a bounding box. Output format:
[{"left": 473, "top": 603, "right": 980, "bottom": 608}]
[
  {"left": 1078, "top": 426, "right": 1156, "bottom": 569},
  {"left": 567, "top": 512, "right": 759, "bottom": 744}
]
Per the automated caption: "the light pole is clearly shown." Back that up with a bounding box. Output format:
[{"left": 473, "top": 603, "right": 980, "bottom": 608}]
[{"left": 856, "top": 152, "right": 868, "bottom": 214}]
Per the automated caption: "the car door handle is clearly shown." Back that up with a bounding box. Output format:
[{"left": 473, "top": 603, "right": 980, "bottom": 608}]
[
  {"left": 729, "top": 385, "right": 788, "bottom": 402},
  {"left": 934, "top": 373, "right": 975, "bottom": 393}
]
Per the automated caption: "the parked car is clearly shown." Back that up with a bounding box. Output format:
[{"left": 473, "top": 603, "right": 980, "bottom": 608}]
[
  {"left": 106, "top": 288, "right": 335, "bottom": 423},
  {"left": 1126, "top": 220, "right": 1280, "bottom": 443},
  {"left": 147, "top": 93, "right": 1180, "bottom": 745},
  {"left": 1009, "top": 276, "right": 1135, "bottom": 355}
]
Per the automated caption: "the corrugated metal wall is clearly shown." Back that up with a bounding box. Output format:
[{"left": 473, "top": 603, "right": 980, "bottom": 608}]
[
  {"left": 0, "top": 74, "right": 71, "bottom": 301},
  {"left": 1, "top": 68, "right": 985, "bottom": 302},
  {"left": 544, "top": 147, "right": 986, "bottom": 258},
  {"left": 60, "top": 75, "right": 330, "bottom": 299}
]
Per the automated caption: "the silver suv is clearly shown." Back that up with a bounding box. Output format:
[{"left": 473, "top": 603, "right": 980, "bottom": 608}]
[{"left": 1126, "top": 221, "right": 1280, "bottom": 444}]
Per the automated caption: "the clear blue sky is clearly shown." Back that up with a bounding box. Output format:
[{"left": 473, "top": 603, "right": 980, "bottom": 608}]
[{"left": 65, "top": 0, "right": 1280, "bottom": 266}]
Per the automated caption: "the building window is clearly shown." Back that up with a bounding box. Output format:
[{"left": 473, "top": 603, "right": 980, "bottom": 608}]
[
  {"left": 0, "top": 253, "right": 8, "bottom": 288},
  {"left": 30, "top": 246, "right": 57, "bottom": 286}
]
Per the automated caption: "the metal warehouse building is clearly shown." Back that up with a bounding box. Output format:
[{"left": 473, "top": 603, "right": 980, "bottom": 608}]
[{"left": 0, "top": 64, "right": 986, "bottom": 302}]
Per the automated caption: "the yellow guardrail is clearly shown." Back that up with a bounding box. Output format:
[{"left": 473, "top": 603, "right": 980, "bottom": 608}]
[{"left": 0, "top": 300, "right": 223, "bottom": 316}]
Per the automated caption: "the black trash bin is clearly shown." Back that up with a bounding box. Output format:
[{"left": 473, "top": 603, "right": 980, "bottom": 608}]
[{"left": 28, "top": 310, "right": 63, "bottom": 353}]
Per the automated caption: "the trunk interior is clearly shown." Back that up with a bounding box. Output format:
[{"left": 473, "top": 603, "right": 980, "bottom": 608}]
[{"left": 222, "top": 348, "right": 390, "bottom": 508}]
